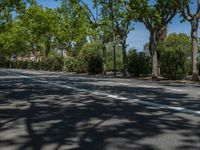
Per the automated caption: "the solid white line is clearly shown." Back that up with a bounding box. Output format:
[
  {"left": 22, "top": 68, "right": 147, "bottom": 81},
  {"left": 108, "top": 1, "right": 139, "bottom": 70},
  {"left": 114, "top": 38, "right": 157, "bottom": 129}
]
[
  {"left": 5, "top": 70, "right": 200, "bottom": 116},
  {"left": 165, "top": 87, "right": 186, "bottom": 92}
]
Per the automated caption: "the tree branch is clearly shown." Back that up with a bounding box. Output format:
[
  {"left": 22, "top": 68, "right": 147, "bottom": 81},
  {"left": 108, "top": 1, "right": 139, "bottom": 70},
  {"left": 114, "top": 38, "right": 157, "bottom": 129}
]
[{"left": 79, "top": 0, "right": 97, "bottom": 24}]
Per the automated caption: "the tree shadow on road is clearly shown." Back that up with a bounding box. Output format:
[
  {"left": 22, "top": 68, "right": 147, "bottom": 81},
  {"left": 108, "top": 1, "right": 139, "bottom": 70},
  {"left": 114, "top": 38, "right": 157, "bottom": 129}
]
[{"left": 0, "top": 73, "right": 200, "bottom": 150}]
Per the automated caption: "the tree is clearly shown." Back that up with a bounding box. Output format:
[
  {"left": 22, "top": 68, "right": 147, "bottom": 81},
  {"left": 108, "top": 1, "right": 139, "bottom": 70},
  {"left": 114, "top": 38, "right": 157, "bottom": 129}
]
[
  {"left": 56, "top": 0, "right": 92, "bottom": 56},
  {"left": 179, "top": 0, "right": 200, "bottom": 81},
  {"left": 166, "top": 33, "right": 191, "bottom": 53},
  {"left": 96, "top": 0, "right": 134, "bottom": 76},
  {"left": 21, "top": 4, "right": 58, "bottom": 57},
  {"left": 73, "top": 0, "right": 134, "bottom": 76},
  {"left": 0, "top": 0, "right": 32, "bottom": 31},
  {"left": 128, "top": 0, "right": 178, "bottom": 79},
  {"left": 0, "top": 20, "right": 28, "bottom": 60},
  {"left": 69, "top": 0, "right": 113, "bottom": 75}
]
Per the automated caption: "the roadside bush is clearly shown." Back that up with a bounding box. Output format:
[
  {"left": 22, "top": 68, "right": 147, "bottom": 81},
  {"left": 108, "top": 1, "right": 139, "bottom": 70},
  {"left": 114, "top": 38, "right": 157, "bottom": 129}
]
[
  {"left": 64, "top": 56, "right": 77, "bottom": 72},
  {"left": 106, "top": 44, "right": 123, "bottom": 72},
  {"left": 0, "top": 57, "right": 10, "bottom": 68},
  {"left": 88, "top": 53, "right": 103, "bottom": 74},
  {"left": 127, "top": 49, "right": 151, "bottom": 77},
  {"left": 0, "top": 58, "right": 63, "bottom": 71},
  {"left": 18, "top": 60, "right": 29, "bottom": 69},
  {"left": 0, "top": 51, "right": 63, "bottom": 71},
  {"left": 41, "top": 57, "right": 63, "bottom": 71},
  {"left": 161, "top": 48, "right": 188, "bottom": 80},
  {"left": 76, "top": 42, "right": 103, "bottom": 74}
]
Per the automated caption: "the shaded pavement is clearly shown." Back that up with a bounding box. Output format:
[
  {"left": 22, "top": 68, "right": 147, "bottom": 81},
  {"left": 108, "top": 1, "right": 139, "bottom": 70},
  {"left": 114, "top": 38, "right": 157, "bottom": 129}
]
[{"left": 0, "top": 69, "right": 200, "bottom": 150}]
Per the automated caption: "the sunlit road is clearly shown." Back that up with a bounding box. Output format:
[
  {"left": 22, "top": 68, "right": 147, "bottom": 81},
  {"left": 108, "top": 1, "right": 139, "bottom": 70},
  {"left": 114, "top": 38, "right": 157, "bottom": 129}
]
[{"left": 0, "top": 69, "right": 200, "bottom": 150}]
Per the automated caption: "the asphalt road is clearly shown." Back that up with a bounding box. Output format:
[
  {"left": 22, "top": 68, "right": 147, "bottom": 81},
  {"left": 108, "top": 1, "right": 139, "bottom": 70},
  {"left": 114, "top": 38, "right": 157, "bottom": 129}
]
[{"left": 0, "top": 69, "right": 200, "bottom": 150}]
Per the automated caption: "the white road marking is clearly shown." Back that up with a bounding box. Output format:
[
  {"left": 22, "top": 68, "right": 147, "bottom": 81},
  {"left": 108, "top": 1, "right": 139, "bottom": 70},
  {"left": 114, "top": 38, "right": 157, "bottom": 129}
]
[
  {"left": 5, "top": 70, "right": 200, "bottom": 116},
  {"left": 107, "top": 94, "right": 128, "bottom": 100},
  {"left": 118, "top": 83, "right": 131, "bottom": 86},
  {"left": 136, "top": 84, "right": 186, "bottom": 92},
  {"left": 85, "top": 81, "right": 186, "bottom": 92},
  {"left": 165, "top": 87, "right": 186, "bottom": 92},
  {"left": 136, "top": 85, "right": 158, "bottom": 88}
]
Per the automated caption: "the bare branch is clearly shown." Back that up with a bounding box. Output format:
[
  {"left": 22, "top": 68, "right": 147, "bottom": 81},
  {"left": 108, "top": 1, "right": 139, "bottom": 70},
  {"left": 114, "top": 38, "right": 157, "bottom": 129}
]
[
  {"left": 79, "top": 0, "right": 97, "bottom": 24},
  {"left": 158, "top": 9, "right": 177, "bottom": 30},
  {"left": 186, "top": 2, "right": 193, "bottom": 17},
  {"left": 179, "top": 0, "right": 192, "bottom": 21},
  {"left": 142, "top": 18, "right": 151, "bottom": 31}
]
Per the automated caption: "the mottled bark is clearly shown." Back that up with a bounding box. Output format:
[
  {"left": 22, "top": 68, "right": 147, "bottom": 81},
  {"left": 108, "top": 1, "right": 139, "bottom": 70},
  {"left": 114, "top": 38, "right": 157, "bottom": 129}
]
[
  {"left": 180, "top": 0, "right": 200, "bottom": 81},
  {"left": 150, "top": 32, "right": 158, "bottom": 79},
  {"left": 157, "top": 26, "right": 167, "bottom": 76},
  {"left": 191, "top": 19, "right": 199, "bottom": 81}
]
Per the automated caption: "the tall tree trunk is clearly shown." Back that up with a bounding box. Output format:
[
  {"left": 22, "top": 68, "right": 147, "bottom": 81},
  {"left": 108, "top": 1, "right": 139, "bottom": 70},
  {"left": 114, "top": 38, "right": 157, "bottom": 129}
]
[
  {"left": 191, "top": 19, "right": 199, "bottom": 81},
  {"left": 157, "top": 25, "right": 167, "bottom": 77},
  {"left": 102, "top": 41, "right": 107, "bottom": 74},
  {"left": 122, "top": 38, "right": 128, "bottom": 76},
  {"left": 150, "top": 32, "right": 158, "bottom": 79}
]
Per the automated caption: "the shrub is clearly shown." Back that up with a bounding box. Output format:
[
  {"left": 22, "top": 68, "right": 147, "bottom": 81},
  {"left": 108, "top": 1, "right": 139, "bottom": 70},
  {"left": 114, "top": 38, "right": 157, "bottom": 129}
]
[
  {"left": 76, "top": 42, "right": 103, "bottom": 74},
  {"left": 88, "top": 53, "right": 103, "bottom": 74},
  {"left": 127, "top": 49, "right": 151, "bottom": 77},
  {"left": 161, "top": 48, "right": 189, "bottom": 80},
  {"left": 106, "top": 45, "right": 123, "bottom": 72},
  {"left": 0, "top": 57, "right": 10, "bottom": 68},
  {"left": 0, "top": 48, "right": 65, "bottom": 71},
  {"left": 64, "top": 56, "right": 77, "bottom": 72},
  {"left": 19, "top": 60, "right": 29, "bottom": 69}
]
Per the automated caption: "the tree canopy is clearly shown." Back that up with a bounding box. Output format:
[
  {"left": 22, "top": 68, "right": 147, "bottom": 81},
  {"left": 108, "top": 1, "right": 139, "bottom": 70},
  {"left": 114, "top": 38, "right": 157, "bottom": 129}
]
[{"left": 0, "top": 0, "right": 199, "bottom": 80}]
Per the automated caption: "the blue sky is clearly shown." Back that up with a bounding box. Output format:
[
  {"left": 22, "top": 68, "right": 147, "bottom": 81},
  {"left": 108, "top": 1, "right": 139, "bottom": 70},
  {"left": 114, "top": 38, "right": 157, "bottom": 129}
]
[{"left": 37, "top": 0, "right": 198, "bottom": 51}]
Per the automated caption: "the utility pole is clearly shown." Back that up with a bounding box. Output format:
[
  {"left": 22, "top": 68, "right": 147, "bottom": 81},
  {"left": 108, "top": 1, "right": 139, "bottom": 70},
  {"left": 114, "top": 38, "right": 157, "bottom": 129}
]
[
  {"left": 112, "top": 0, "right": 117, "bottom": 77},
  {"left": 113, "top": 33, "right": 116, "bottom": 76}
]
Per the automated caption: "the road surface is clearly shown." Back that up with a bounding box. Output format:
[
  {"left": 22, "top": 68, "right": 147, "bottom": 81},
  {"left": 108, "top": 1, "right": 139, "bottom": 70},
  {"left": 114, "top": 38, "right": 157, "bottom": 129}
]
[{"left": 0, "top": 69, "right": 200, "bottom": 150}]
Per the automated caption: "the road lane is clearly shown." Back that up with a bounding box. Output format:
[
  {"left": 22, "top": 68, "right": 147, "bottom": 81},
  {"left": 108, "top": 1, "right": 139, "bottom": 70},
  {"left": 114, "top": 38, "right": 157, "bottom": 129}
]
[
  {"left": 5, "top": 69, "right": 200, "bottom": 114},
  {"left": 0, "top": 69, "right": 200, "bottom": 150}
]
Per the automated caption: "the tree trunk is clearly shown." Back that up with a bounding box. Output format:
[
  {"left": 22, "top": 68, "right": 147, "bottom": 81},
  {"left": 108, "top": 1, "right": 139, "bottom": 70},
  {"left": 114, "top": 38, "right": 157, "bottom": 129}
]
[
  {"left": 122, "top": 38, "right": 128, "bottom": 77},
  {"left": 157, "top": 25, "right": 167, "bottom": 77},
  {"left": 102, "top": 41, "right": 107, "bottom": 74},
  {"left": 152, "top": 50, "right": 158, "bottom": 79},
  {"left": 191, "top": 19, "right": 199, "bottom": 81},
  {"left": 150, "top": 32, "right": 159, "bottom": 79},
  {"left": 157, "top": 51, "right": 161, "bottom": 76},
  {"left": 113, "top": 33, "right": 117, "bottom": 77}
]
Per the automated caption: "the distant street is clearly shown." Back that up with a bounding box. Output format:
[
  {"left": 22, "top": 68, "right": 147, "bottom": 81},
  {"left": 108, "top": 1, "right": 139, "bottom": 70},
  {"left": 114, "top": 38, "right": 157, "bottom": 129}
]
[{"left": 0, "top": 69, "right": 200, "bottom": 150}]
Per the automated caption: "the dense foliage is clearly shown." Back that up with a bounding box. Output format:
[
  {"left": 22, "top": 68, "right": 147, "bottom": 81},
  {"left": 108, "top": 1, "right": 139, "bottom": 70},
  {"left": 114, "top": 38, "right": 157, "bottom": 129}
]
[
  {"left": 0, "top": 0, "right": 200, "bottom": 80},
  {"left": 160, "top": 33, "right": 191, "bottom": 79},
  {"left": 127, "top": 49, "right": 151, "bottom": 77},
  {"left": 0, "top": 52, "right": 63, "bottom": 71},
  {"left": 161, "top": 48, "right": 189, "bottom": 80},
  {"left": 76, "top": 42, "right": 103, "bottom": 74}
]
